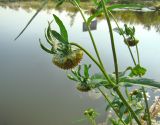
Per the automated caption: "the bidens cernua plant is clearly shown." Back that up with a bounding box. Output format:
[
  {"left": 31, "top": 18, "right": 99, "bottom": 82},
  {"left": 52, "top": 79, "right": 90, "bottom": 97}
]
[{"left": 15, "top": 0, "right": 160, "bottom": 125}]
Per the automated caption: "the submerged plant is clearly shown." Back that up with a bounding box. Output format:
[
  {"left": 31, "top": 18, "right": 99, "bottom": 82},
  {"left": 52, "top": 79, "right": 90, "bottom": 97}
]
[{"left": 16, "top": 0, "right": 160, "bottom": 125}]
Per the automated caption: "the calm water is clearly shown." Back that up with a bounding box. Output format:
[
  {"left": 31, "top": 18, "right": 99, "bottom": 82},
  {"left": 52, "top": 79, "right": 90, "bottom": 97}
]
[{"left": 0, "top": 2, "right": 160, "bottom": 125}]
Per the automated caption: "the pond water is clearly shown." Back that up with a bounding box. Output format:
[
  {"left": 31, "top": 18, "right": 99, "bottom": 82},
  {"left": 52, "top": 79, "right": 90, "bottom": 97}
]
[{"left": 0, "top": 2, "right": 160, "bottom": 125}]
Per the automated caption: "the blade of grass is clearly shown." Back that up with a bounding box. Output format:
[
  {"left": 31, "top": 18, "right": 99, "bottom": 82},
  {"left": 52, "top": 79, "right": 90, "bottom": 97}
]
[{"left": 15, "top": 0, "right": 48, "bottom": 40}]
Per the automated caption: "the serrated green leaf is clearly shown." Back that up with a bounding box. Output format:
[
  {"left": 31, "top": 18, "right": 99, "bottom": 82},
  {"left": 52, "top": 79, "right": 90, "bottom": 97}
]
[
  {"left": 39, "top": 39, "right": 54, "bottom": 54},
  {"left": 53, "top": 14, "right": 68, "bottom": 42},
  {"left": 129, "top": 65, "right": 147, "bottom": 77},
  {"left": 120, "top": 77, "right": 160, "bottom": 88}
]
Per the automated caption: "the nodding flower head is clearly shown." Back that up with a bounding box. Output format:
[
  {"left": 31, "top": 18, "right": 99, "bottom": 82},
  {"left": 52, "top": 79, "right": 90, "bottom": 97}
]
[
  {"left": 39, "top": 14, "right": 83, "bottom": 70},
  {"left": 53, "top": 48, "right": 83, "bottom": 70},
  {"left": 124, "top": 37, "right": 139, "bottom": 47},
  {"left": 76, "top": 83, "right": 91, "bottom": 92}
]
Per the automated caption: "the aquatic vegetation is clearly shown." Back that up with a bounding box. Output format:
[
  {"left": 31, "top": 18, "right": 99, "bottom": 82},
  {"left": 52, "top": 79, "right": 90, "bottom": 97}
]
[{"left": 15, "top": 0, "right": 160, "bottom": 125}]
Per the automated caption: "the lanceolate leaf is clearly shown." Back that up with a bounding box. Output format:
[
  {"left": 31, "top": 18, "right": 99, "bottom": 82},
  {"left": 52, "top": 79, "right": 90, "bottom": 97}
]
[
  {"left": 91, "top": 73, "right": 160, "bottom": 89},
  {"left": 75, "top": 0, "right": 80, "bottom": 4},
  {"left": 87, "top": 10, "right": 102, "bottom": 25},
  {"left": 120, "top": 77, "right": 160, "bottom": 88},
  {"left": 45, "top": 29, "right": 53, "bottom": 46},
  {"left": 113, "top": 27, "right": 124, "bottom": 35},
  {"left": 67, "top": 74, "right": 78, "bottom": 82},
  {"left": 47, "top": 22, "right": 53, "bottom": 41},
  {"left": 15, "top": 0, "right": 48, "bottom": 40},
  {"left": 51, "top": 30, "right": 68, "bottom": 44},
  {"left": 39, "top": 39, "right": 54, "bottom": 54},
  {"left": 84, "top": 64, "right": 91, "bottom": 79},
  {"left": 53, "top": 14, "right": 68, "bottom": 42},
  {"left": 77, "top": 65, "right": 81, "bottom": 76},
  {"left": 107, "top": 4, "right": 143, "bottom": 11},
  {"left": 56, "top": 0, "right": 65, "bottom": 8}
]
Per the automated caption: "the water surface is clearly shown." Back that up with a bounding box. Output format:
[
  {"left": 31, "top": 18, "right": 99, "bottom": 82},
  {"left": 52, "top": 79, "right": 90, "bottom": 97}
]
[{"left": 0, "top": 2, "right": 160, "bottom": 125}]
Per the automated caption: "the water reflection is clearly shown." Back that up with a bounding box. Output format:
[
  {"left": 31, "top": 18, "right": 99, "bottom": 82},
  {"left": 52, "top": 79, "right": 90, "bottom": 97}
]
[
  {"left": 112, "top": 11, "right": 160, "bottom": 33},
  {"left": 1, "top": 1, "right": 160, "bottom": 32}
]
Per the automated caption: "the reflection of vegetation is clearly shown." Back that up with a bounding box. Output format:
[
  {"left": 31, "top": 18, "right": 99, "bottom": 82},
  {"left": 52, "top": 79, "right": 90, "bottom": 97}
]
[
  {"left": 112, "top": 11, "right": 160, "bottom": 32},
  {"left": 1, "top": 1, "right": 160, "bottom": 32}
]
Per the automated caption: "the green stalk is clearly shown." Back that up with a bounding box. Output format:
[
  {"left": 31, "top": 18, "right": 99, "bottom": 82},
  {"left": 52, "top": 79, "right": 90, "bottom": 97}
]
[
  {"left": 115, "top": 87, "right": 142, "bottom": 125},
  {"left": 109, "top": 8, "right": 151, "bottom": 125},
  {"left": 91, "top": 119, "right": 97, "bottom": 125},
  {"left": 101, "top": 0, "right": 119, "bottom": 84},
  {"left": 135, "top": 45, "right": 151, "bottom": 125},
  {"left": 73, "top": 0, "right": 105, "bottom": 69},
  {"left": 125, "top": 86, "right": 131, "bottom": 101},
  {"left": 70, "top": 42, "right": 115, "bottom": 86},
  {"left": 108, "top": 11, "right": 138, "bottom": 125},
  {"left": 98, "top": 88, "right": 127, "bottom": 125},
  {"left": 142, "top": 87, "right": 151, "bottom": 125},
  {"left": 108, "top": 11, "right": 137, "bottom": 65},
  {"left": 136, "top": 45, "right": 140, "bottom": 65},
  {"left": 101, "top": 0, "right": 141, "bottom": 124},
  {"left": 70, "top": 43, "right": 127, "bottom": 124}
]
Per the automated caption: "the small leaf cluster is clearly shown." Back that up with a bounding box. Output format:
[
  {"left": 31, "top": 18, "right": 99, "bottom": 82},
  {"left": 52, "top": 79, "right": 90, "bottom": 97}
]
[
  {"left": 67, "top": 65, "right": 93, "bottom": 92},
  {"left": 114, "top": 24, "right": 139, "bottom": 47},
  {"left": 84, "top": 108, "right": 98, "bottom": 120},
  {"left": 129, "top": 64, "right": 147, "bottom": 77},
  {"left": 106, "top": 87, "right": 145, "bottom": 124},
  {"left": 39, "top": 14, "right": 70, "bottom": 56}
]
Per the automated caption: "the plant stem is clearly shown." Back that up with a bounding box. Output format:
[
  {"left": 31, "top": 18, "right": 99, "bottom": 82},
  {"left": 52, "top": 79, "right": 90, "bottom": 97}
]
[
  {"left": 73, "top": 0, "right": 105, "bottom": 69},
  {"left": 70, "top": 42, "right": 115, "bottom": 87},
  {"left": 101, "top": 1, "right": 141, "bottom": 124},
  {"left": 108, "top": 11, "right": 137, "bottom": 65},
  {"left": 135, "top": 45, "right": 151, "bottom": 125},
  {"left": 115, "top": 87, "right": 142, "bottom": 125},
  {"left": 101, "top": 0, "right": 119, "bottom": 84},
  {"left": 98, "top": 87, "right": 127, "bottom": 125},
  {"left": 91, "top": 119, "right": 97, "bottom": 125},
  {"left": 125, "top": 86, "right": 131, "bottom": 101},
  {"left": 136, "top": 45, "right": 140, "bottom": 65},
  {"left": 70, "top": 43, "right": 126, "bottom": 124},
  {"left": 110, "top": 8, "right": 151, "bottom": 125},
  {"left": 142, "top": 87, "right": 151, "bottom": 125}
]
